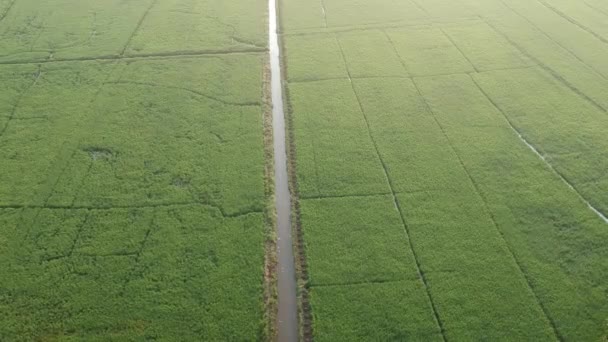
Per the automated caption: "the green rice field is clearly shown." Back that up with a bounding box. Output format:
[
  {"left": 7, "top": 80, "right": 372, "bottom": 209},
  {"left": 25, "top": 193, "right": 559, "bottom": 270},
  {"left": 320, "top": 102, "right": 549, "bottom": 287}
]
[
  {"left": 281, "top": 0, "right": 608, "bottom": 340},
  {"left": 1, "top": 0, "right": 608, "bottom": 340},
  {"left": 0, "top": 0, "right": 271, "bottom": 340}
]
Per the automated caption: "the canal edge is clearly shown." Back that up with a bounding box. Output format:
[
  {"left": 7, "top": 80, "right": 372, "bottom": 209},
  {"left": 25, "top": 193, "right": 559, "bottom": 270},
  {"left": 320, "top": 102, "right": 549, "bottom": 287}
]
[
  {"left": 273, "top": 0, "right": 314, "bottom": 340},
  {"left": 269, "top": 0, "right": 301, "bottom": 340}
]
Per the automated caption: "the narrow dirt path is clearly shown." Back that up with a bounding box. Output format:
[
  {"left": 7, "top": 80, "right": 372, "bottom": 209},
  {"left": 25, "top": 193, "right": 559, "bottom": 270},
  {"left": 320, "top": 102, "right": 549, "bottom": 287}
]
[{"left": 269, "top": 0, "right": 298, "bottom": 340}]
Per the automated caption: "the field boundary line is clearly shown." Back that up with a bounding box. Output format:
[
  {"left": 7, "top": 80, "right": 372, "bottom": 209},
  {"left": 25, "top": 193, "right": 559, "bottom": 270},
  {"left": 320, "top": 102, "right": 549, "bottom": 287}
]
[
  {"left": 300, "top": 192, "right": 391, "bottom": 200},
  {"left": 0, "top": 202, "right": 263, "bottom": 217},
  {"left": 439, "top": 27, "right": 479, "bottom": 72},
  {"left": 120, "top": 48, "right": 266, "bottom": 58},
  {"left": 410, "top": 77, "right": 563, "bottom": 341},
  {"left": 584, "top": 0, "right": 608, "bottom": 18},
  {"left": 497, "top": 0, "right": 608, "bottom": 82},
  {"left": 283, "top": 18, "right": 425, "bottom": 35},
  {"left": 120, "top": 0, "right": 158, "bottom": 56},
  {"left": 118, "top": 212, "right": 157, "bottom": 296},
  {"left": 0, "top": 65, "right": 41, "bottom": 139},
  {"left": 301, "top": 187, "right": 458, "bottom": 201},
  {"left": 70, "top": 158, "right": 94, "bottom": 208},
  {"left": 310, "top": 134, "right": 322, "bottom": 197},
  {"left": 0, "top": 0, "right": 16, "bottom": 22},
  {"left": 536, "top": 0, "right": 608, "bottom": 45},
  {"left": 471, "top": 65, "right": 537, "bottom": 74},
  {"left": 39, "top": 211, "right": 92, "bottom": 263},
  {"left": 105, "top": 80, "right": 261, "bottom": 107},
  {"left": 41, "top": 148, "right": 79, "bottom": 207},
  {"left": 484, "top": 18, "right": 608, "bottom": 114},
  {"left": 33, "top": 62, "right": 120, "bottom": 214},
  {"left": 409, "top": 66, "right": 536, "bottom": 78},
  {"left": 336, "top": 33, "right": 448, "bottom": 342},
  {"left": 470, "top": 76, "right": 608, "bottom": 224},
  {"left": 301, "top": 188, "right": 453, "bottom": 201},
  {"left": 1, "top": 64, "right": 45, "bottom": 245},
  {"left": 20, "top": 207, "right": 43, "bottom": 244},
  {"left": 0, "top": 49, "right": 265, "bottom": 66},
  {"left": 409, "top": 0, "right": 431, "bottom": 17},
  {"left": 281, "top": 16, "right": 482, "bottom": 37},
  {"left": 66, "top": 211, "right": 91, "bottom": 259},
  {"left": 383, "top": 28, "right": 412, "bottom": 76},
  {"left": 288, "top": 66, "right": 537, "bottom": 84},
  {"left": 289, "top": 75, "right": 411, "bottom": 83},
  {"left": 310, "top": 278, "right": 413, "bottom": 288}
]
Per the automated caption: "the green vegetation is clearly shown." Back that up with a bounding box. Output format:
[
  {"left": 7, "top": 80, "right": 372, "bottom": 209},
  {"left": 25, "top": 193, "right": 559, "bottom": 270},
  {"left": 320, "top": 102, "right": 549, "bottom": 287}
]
[
  {"left": 0, "top": 0, "right": 271, "bottom": 340},
  {"left": 311, "top": 281, "right": 442, "bottom": 341},
  {"left": 0, "top": 206, "right": 265, "bottom": 340},
  {"left": 301, "top": 196, "right": 415, "bottom": 285},
  {"left": 289, "top": 79, "right": 387, "bottom": 197},
  {"left": 3, "top": 0, "right": 608, "bottom": 340},
  {"left": 473, "top": 67, "right": 608, "bottom": 215},
  {"left": 281, "top": 0, "right": 608, "bottom": 340},
  {"left": 125, "top": 0, "right": 267, "bottom": 56},
  {"left": 0, "top": 0, "right": 266, "bottom": 63}
]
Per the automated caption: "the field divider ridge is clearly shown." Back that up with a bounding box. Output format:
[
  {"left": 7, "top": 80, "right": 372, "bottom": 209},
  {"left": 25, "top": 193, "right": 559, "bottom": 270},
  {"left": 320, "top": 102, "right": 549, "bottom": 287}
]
[
  {"left": 0, "top": 49, "right": 266, "bottom": 66},
  {"left": 483, "top": 18, "right": 608, "bottom": 114},
  {"left": 0, "top": 202, "right": 263, "bottom": 217},
  {"left": 120, "top": 0, "right": 158, "bottom": 56},
  {"left": 496, "top": 0, "right": 608, "bottom": 82},
  {"left": 335, "top": 33, "right": 448, "bottom": 342},
  {"left": 536, "top": 0, "right": 608, "bottom": 45},
  {"left": 439, "top": 27, "right": 479, "bottom": 73},
  {"left": 281, "top": 16, "right": 482, "bottom": 37},
  {"left": 409, "top": 0, "right": 431, "bottom": 17},
  {"left": 105, "top": 80, "right": 261, "bottom": 107},
  {"left": 583, "top": 0, "right": 608, "bottom": 18},
  {"left": 288, "top": 66, "right": 536, "bottom": 84},
  {"left": 0, "top": 0, "right": 16, "bottom": 22},
  {"left": 0, "top": 64, "right": 41, "bottom": 139},
  {"left": 310, "top": 131, "right": 322, "bottom": 197},
  {"left": 41, "top": 211, "right": 92, "bottom": 263},
  {"left": 309, "top": 277, "right": 412, "bottom": 288},
  {"left": 469, "top": 76, "right": 608, "bottom": 224},
  {"left": 118, "top": 211, "right": 157, "bottom": 295},
  {"left": 300, "top": 192, "right": 392, "bottom": 200},
  {"left": 410, "top": 77, "right": 564, "bottom": 342},
  {"left": 2, "top": 65, "right": 44, "bottom": 244}
]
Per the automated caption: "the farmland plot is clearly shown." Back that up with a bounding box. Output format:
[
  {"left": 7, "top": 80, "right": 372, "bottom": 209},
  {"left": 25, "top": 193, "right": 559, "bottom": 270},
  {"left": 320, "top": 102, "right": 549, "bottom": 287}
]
[
  {"left": 0, "top": 0, "right": 270, "bottom": 340},
  {"left": 0, "top": 0, "right": 266, "bottom": 63},
  {"left": 281, "top": 0, "right": 608, "bottom": 340}
]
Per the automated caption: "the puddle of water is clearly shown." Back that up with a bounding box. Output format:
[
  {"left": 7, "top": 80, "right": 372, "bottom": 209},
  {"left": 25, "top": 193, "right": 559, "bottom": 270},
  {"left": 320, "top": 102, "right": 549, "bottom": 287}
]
[{"left": 269, "top": 0, "right": 298, "bottom": 340}]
